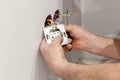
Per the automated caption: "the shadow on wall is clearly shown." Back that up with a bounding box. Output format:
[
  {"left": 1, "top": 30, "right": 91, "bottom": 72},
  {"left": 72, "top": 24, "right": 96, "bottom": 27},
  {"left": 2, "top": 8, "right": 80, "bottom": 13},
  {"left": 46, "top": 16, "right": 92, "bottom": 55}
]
[
  {"left": 29, "top": 50, "right": 58, "bottom": 80},
  {"left": 117, "top": 31, "right": 120, "bottom": 36},
  {"left": 35, "top": 51, "right": 58, "bottom": 80},
  {"left": 63, "top": 0, "right": 81, "bottom": 26},
  {"left": 82, "top": 0, "right": 120, "bottom": 35}
]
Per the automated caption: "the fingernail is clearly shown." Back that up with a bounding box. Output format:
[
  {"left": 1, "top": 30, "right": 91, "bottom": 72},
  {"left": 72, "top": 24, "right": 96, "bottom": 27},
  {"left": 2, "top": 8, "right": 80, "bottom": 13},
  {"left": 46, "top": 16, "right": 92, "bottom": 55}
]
[{"left": 69, "top": 49, "right": 72, "bottom": 51}]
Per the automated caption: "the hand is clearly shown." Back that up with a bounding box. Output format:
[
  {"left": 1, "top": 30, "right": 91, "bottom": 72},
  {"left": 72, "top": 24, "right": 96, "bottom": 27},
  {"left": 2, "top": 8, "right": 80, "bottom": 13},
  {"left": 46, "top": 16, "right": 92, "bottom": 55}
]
[
  {"left": 40, "top": 36, "right": 69, "bottom": 76},
  {"left": 64, "top": 25, "right": 99, "bottom": 53}
]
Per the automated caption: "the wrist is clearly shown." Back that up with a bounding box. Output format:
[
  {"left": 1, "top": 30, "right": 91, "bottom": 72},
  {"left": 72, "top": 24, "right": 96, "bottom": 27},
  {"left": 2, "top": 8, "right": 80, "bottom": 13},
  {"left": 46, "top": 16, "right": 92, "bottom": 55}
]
[{"left": 50, "top": 59, "right": 69, "bottom": 78}]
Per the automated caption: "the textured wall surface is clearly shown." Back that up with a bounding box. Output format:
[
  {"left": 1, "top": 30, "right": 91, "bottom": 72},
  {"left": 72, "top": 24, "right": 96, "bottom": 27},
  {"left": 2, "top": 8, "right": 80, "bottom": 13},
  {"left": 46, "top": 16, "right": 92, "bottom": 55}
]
[{"left": 0, "top": 0, "right": 61, "bottom": 80}]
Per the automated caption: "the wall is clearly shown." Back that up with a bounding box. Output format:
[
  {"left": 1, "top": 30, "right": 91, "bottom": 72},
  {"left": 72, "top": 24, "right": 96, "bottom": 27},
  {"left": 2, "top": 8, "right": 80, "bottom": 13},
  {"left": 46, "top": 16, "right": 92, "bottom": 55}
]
[
  {"left": 81, "top": 0, "right": 120, "bottom": 35},
  {"left": 63, "top": 0, "right": 81, "bottom": 26},
  {"left": 0, "top": 0, "right": 62, "bottom": 80},
  {"left": 63, "top": 0, "right": 120, "bottom": 35}
]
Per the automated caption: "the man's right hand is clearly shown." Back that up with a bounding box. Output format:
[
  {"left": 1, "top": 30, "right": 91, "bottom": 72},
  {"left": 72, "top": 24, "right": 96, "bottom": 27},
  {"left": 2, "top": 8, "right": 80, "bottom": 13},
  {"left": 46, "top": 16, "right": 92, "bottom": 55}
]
[{"left": 64, "top": 25, "right": 98, "bottom": 51}]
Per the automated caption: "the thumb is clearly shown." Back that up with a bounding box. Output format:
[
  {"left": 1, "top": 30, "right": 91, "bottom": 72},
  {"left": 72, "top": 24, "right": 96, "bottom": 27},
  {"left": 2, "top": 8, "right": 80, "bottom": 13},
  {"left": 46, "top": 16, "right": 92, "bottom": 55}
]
[{"left": 52, "top": 36, "right": 63, "bottom": 45}]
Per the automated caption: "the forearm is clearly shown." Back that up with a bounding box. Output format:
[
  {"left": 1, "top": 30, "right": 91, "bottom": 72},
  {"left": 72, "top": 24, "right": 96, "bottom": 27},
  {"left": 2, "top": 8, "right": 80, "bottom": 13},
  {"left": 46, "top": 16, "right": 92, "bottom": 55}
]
[
  {"left": 88, "top": 35, "right": 120, "bottom": 60},
  {"left": 99, "top": 38, "right": 120, "bottom": 59},
  {"left": 61, "top": 63, "right": 120, "bottom": 80}
]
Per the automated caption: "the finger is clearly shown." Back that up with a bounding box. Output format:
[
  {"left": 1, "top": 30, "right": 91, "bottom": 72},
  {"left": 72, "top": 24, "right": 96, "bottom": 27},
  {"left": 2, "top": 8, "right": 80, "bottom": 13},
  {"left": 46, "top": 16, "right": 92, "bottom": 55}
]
[
  {"left": 65, "top": 44, "right": 72, "bottom": 51},
  {"left": 63, "top": 45, "right": 69, "bottom": 54},
  {"left": 64, "top": 44, "right": 72, "bottom": 53},
  {"left": 63, "top": 47, "right": 68, "bottom": 54},
  {"left": 52, "top": 36, "right": 63, "bottom": 45},
  {"left": 67, "top": 38, "right": 72, "bottom": 44},
  {"left": 64, "top": 24, "right": 73, "bottom": 33}
]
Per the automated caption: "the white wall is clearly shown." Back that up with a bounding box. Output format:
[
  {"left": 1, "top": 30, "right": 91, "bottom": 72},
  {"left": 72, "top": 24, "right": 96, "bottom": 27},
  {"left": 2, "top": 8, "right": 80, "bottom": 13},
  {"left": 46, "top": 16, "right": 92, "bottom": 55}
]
[
  {"left": 0, "top": 0, "right": 61, "bottom": 80},
  {"left": 81, "top": 0, "right": 120, "bottom": 35}
]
